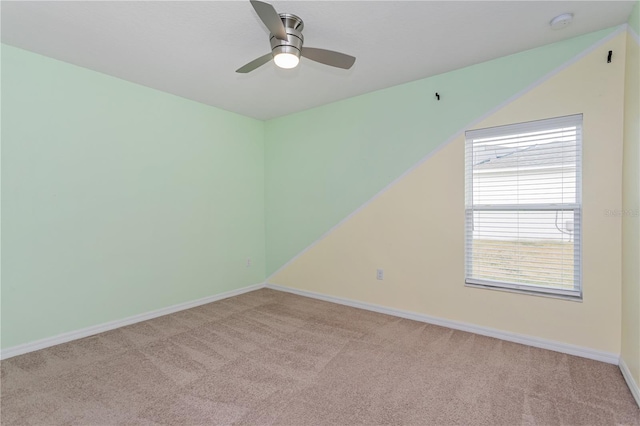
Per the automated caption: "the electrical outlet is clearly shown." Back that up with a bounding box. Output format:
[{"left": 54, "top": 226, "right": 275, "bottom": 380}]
[
  {"left": 246, "top": 258, "right": 251, "bottom": 268},
  {"left": 376, "top": 269, "right": 384, "bottom": 280}
]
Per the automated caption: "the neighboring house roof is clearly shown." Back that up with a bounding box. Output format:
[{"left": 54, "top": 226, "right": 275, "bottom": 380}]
[{"left": 473, "top": 141, "right": 577, "bottom": 170}]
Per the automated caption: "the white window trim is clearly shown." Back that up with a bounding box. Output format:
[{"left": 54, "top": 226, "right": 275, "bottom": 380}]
[{"left": 464, "top": 114, "right": 583, "bottom": 300}]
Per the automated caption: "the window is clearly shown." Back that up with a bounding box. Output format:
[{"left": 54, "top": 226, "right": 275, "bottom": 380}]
[{"left": 465, "top": 114, "right": 582, "bottom": 299}]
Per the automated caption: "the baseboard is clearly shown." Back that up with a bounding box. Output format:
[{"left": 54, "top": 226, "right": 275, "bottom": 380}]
[
  {"left": 0, "top": 282, "right": 266, "bottom": 360},
  {"left": 2, "top": 280, "right": 624, "bottom": 369},
  {"left": 620, "top": 357, "right": 640, "bottom": 408},
  {"left": 265, "top": 283, "right": 620, "bottom": 365}
]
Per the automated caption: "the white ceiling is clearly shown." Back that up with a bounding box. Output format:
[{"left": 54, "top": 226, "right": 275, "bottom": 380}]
[{"left": 1, "top": 1, "right": 635, "bottom": 120}]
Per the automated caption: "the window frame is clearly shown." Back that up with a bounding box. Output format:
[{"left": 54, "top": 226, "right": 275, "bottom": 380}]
[{"left": 464, "top": 114, "right": 583, "bottom": 300}]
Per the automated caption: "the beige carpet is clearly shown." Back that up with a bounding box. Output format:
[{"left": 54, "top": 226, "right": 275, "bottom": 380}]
[{"left": 1, "top": 288, "right": 638, "bottom": 425}]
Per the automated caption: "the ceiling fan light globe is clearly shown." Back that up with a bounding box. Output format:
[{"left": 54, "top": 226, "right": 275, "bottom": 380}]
[{"left": 274, "top": 52, "right": 299, "bottom": 69}]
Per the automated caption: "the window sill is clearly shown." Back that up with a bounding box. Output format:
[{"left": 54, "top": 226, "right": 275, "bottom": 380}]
[{"left": 465, "top": 281, "right": 583, "bottom": 302}]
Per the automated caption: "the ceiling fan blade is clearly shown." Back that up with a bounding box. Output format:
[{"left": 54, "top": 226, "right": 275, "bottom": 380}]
[
  {"left": 250, "top": 0, "right": 288, "bottom": 41},
  {"left": 236, "top": 53, "right": 273, "bottom": 73},
  {"left": 302, "top": 47, "right": 356, "bottom": 70}
]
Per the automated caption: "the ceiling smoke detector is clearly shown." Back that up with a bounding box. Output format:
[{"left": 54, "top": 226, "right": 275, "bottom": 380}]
[{"left": 550, "top": 13, "right": 573, "bottom": 30}]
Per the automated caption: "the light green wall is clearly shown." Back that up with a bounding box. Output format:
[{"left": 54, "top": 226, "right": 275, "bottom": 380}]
[
  {"left": 629, "top": 0, "right": 640, "bottom": 34},
  {"left": 264, "top": 27, "right": 618, "bottom": 276},
  {"left": 1, "top": 45, "right": 266, "bottom": 349}
]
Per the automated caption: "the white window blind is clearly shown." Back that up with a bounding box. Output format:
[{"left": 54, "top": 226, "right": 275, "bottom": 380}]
[{"left": 465, "top": 114, "right": 582, "bottom": 298}]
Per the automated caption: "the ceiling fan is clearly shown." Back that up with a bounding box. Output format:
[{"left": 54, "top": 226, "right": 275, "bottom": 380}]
[{"left": 236, "top": 0, "right": 356, "bottom": 73}]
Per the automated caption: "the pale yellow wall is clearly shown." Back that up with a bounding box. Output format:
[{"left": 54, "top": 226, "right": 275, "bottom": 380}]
[
  {"left": 270, "top": 34, "right": 627, "bottom": 354},
  {"left": 621, "top": 30, "right": 640, "bottom": 384}
]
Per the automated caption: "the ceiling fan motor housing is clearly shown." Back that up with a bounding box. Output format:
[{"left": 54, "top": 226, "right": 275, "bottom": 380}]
[
  {"left": 270, "top": 14, "right": 304, "bottom": 59},
  {"left": 236, "top": 1, "right": 355, "bottom": 73}
]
